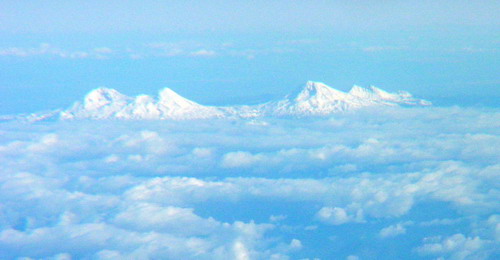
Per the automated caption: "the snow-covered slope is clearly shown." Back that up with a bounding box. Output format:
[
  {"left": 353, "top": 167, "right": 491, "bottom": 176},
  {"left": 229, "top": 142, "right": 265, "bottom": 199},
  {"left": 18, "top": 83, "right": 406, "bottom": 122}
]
[
  {"left": 57, "top": 81, "right": 430, "bottom": 120},
  {"left": 61, "top": 88, "right": 224, "bottom": 120},
  {"left": 259, "top": 81, "right": 431, "bottom": 116}
]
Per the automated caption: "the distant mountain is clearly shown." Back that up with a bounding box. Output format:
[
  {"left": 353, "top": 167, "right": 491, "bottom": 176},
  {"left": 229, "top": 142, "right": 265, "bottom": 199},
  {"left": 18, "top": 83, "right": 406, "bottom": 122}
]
[
  {"left": 61, "top": 87, "right": 224, "bottom": 120},
  {"left": 260, "top": 81, "right": 430, "bottom": 116},
  {"left": 39, "top": 81, "right": 431, "bottom": 121}
]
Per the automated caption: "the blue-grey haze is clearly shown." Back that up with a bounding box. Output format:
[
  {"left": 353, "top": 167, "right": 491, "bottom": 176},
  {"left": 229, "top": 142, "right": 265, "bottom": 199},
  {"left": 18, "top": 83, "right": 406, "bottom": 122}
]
[{"left": 0, "top": 1, "right": 499, "bottom": 114}]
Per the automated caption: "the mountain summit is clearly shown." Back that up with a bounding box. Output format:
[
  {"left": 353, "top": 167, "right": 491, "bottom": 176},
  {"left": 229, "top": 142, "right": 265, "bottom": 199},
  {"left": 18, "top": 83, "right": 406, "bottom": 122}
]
[
  {"left": 56, "top": 81, "right": 430, "bottom": 120},
  {"left": 61, "top": 88, "right": 223, "bottom": 120},
  {"left": 260, "top": 81, "right": 430, "bottom": 116}
]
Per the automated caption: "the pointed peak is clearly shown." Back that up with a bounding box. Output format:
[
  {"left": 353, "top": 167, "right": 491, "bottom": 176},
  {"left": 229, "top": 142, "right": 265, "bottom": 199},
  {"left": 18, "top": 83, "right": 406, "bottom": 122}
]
[
  {"left": 81, "top": 87, "right": 130, "bottom": 111},
  {"left": 158, "top": 87, "right": 201, "bottom": 108},
  {"left": 293, "top": 82, "right": 323, "bottom": 101},
  {"left": 159, "top": 87, "right": 177, "bottom": 95},
  {"left": 158, "top": 87, "right": 185, "bottom": 100},
  {"left": 295, "top": 81, "right": 335, "bottom": 95},
  {"left": 305, "top": 80, "right": 321, "bottom": 86},
  {"left": 304, "top": 81, "right": 330, "bottom": 91},
  {"left": 284, "top": 81, "right": 348, "bottom": 103},
  {"left": 86, "top": 87, "right": 123, "bottom": 97},
  {"left": 84, "top": 87, "right": 129, "bottom": 104},
  {"left": 158, "top": 88, "right": 193, "bottom": 104},
  {"left": 302, "top": 81, "right": 345, "bottom": 94}
]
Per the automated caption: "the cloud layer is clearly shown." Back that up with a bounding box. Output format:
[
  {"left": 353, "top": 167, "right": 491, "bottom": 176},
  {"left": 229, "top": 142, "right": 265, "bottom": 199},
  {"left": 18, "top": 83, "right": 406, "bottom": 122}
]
[{"left": 0, "top": 106, "right": 499, "bottom": 259}]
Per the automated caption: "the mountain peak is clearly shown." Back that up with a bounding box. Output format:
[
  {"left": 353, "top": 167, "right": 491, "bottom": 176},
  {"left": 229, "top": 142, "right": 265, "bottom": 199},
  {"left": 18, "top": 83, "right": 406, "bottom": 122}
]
[
  {"left": 305, "top": 81, "right": 329, "bottom": 90},
  {"left": 267, "top": 81, "right": 353, "bottom": 116},
  {"left": 83, "top": 88, "right": 130, "bottom": 110},
  {"left": 293, "top": 81, "right": 347, "bottom": 102},
  {"left": 158, "top": 87, "right": 201, "bottom": 108},
  {"left": 159, "top": 88, "right": 183, "bottom": 100},
  {"left": 85, "top": 87, "right": 126, "bottom": 101},
  {"left": 302, "top": 81, "right": 336, "bottom": 93},
  {"left": 55, "top": 81, "right": 431, "bottom": 121}
]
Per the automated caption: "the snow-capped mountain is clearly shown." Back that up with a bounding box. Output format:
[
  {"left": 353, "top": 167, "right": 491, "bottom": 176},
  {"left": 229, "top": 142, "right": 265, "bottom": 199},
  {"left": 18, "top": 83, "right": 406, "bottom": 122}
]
[
  {"left": 55, "top": 81, "right": 430, "bottom": 120},
  {"left": 61, "top": 87, "right": 224, "bottom": 120},
  {"left": 260, "top": 81, "right": 430, "bottom": 116}
]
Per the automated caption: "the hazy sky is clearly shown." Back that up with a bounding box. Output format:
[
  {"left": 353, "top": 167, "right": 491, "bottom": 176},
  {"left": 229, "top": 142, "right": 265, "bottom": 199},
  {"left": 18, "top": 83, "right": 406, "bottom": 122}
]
[
  {"left": 0, "top": 0, "right": 499, "bottom": 113},
  {"left": 1, "top": 1, "right": 498, "bottom": 33}
]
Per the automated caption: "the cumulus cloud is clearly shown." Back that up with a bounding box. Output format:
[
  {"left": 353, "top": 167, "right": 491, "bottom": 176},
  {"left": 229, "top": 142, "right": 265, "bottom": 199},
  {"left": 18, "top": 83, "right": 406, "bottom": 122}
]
[
  {"left": 379, "top": 223, "right": 407, "bottom": 238},
  {"left": 221, "top": 151, "right": 263, "bottom": 168},
  {"left": 0, "top": 106, "right": 499, "bottom": 259},
  {"left": 416, "top": 234, "right": 493, "bottom": 260},
  {"left": 316, "top": 207, "right": 364, "bottom": 225},
  {"left": 112, "top": 203, "right": 221, "bottom": 235}
]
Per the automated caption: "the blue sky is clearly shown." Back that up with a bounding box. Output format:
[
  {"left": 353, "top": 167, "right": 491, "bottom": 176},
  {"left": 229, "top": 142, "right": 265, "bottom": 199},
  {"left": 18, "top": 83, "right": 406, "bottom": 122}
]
[{"left": 0, "top": 0, "right": 499, "bottom": 113}]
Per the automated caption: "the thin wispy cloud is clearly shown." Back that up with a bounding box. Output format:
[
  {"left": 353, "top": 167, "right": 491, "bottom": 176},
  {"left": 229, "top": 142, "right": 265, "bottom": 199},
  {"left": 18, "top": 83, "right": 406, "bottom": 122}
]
[
  {"left": 362, "top": 46, "right": 408, "bottom": 52},
  {"left": 190, "top": 49, "right": 217, "bottom": 57},
  {"left": 0, "top": 43, "right": 113, "bottom": 59},
  {"left": 1, "top": 41, "right": 497, "bottom": 62}
]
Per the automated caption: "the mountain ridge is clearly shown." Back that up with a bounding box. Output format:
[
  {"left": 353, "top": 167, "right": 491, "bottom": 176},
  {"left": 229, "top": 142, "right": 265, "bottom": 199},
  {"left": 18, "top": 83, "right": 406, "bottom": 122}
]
[{"left": 27, "top": 81, "right": 432, "bottom": 121}]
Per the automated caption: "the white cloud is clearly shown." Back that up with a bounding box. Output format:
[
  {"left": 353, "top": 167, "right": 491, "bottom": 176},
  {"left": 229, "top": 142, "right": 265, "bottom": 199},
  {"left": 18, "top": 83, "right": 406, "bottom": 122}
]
[
  {"left": 233, "top": 240, "right": 250, "bottom": 260},
  {"left": 316, "top": 207, "right": 363, "bottom": 225},
  {"left": 192, "top": 147, "right": 214, "bottom": 158},
  {"left": 416, "top": 234, "right": 491, "bottom": 260},
  {"left": 362, "top": 46, "right": 406, "bottom": 52},
  {"left": 113, "top": 203, "right": 221, "bottom": 235},
  {"left": 144, "top": 42, "right": 222, "bottom": 58},
  {"left": 379, "top": 223, "right": 407, "bottom": 238},
  {"left": 420, "top": 218, "right": 463, "bottom": 227},
  {"left": 104, "top": 154, "right": 120, "bottom": 163},
  {"left": 221, "top": 151, "right": 263, "bottom": 168},
  {"left": 94, "top": 47, "right": 113, "bottom": 54},
  {"left": 269, "top": 215, "right": 287, "bottom": 222},
  {"left": 289, "top": 239, "right": 302, "bottom": 250},
  {"left": 0, "top": 43, "right": 115, "bottom": 59},
  {"left": 0, "top": 106, "right": 499, "bottom": 259},
  {"left": 190, "top": 49, "right": 216, "bottom": 57}
]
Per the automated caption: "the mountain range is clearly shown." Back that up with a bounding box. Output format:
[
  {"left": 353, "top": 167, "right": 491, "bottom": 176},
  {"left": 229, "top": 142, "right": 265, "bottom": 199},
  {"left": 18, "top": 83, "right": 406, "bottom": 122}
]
[{"left": 11, "top": 81, "right": 432, "bottom": 121}]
